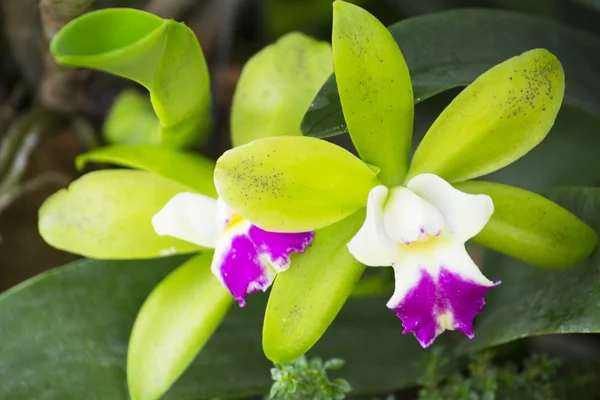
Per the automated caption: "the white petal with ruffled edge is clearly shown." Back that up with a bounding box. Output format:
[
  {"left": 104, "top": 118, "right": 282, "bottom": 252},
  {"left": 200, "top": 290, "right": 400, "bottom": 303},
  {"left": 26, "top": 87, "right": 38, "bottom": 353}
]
[
  {"left": 152, "top": 192, "right": 219, "bottom": 248},
  {"left": 407, "top": 173, "right": 494, "bottom": 241}
]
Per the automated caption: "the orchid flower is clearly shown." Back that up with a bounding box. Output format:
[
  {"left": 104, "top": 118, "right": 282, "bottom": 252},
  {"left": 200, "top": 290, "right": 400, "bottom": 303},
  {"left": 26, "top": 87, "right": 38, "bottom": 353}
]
[
  {"left": 152, "top": 194, "right": 313, "bottom": 306},
  {"left": 214, "top": 1, "right": 596, "bottom": 353},
  {"left": 347, "top": 175, "right": 497, "bottom": 346}
]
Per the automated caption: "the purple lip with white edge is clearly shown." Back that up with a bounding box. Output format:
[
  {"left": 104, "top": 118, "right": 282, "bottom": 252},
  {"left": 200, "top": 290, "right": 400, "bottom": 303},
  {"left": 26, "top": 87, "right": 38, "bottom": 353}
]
[
  {"left": 212, "top": 222, "right": 314, "bottom": 307},
  {"left": 389, "top": 266, "right": 499, "bottom": 348}
]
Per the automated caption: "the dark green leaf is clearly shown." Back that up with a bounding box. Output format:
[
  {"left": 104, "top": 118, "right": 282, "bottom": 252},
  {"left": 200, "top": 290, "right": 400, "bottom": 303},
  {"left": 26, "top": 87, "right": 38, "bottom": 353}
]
[
  {"left": 302, "top": 9, "right": 600, "bottom": 138},
  {"left": 458, "top": 186, "right": 600, "bottom": 352},
  {"left": 574, "top": 0, "right": 600, "bottom": 13},
  {"left": 0, "top": 257, "right": 434, "bottom": 399},
  {"left": 487, "top": 106, "right": 600, "bottom": 192}
]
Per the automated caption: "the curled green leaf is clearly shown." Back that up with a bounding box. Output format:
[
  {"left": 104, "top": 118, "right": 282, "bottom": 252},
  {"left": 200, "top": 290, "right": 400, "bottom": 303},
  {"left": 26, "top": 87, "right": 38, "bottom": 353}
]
[
  {"left": 455, "top": 181, "right": 597, "bottom": 268},
  {"left": 214, "top": 136, "right": 380, "bottom": 232},
  {"left": 231, "top": 32, "right": 332, "bottom": 147},
  {"left": 39, "top": 170, "right": 199, "bottom": 259},
  {"left": 51, "top": 8, "right": 211, "bottom": 147},
  {"left": 263, "top": 211, "right": 365, "bottom": 363},
  {"left": 128, "top": 253, "right": 233, "bottom": 400},
  {"left": 333, "top": 1, "right": 413, "bottom": 185},
  {"left": 77, "top": 144, "right": 216, "bottom": 197},
  {"left": 408, "top": 49, "right": 565, "bottom": 183}
]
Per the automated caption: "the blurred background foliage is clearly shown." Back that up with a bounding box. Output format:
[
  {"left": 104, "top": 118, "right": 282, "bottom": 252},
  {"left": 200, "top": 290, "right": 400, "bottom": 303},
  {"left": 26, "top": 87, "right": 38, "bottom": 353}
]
[{"left": 2, "top": 0, "right": 600, "bottom": 399}]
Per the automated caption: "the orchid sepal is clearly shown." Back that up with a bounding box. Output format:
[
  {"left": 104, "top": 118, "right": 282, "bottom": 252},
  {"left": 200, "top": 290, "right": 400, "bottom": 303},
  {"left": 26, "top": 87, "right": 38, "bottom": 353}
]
[
  {"left": 455, "top": 180, "right": 598, "bottom": 269},
  {"left": 333, "top": 1, "right": 413, "bottom": 185},
  {"left": 407, "top": 48, "right": 565, "bottom": 183},
  {"left": 214, "top": 136, "right": 381, "bottom": 233}
]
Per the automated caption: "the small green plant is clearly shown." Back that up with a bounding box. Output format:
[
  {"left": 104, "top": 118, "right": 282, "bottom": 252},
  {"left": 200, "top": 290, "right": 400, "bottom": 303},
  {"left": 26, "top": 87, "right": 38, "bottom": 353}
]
[
  {"left": 418, "top": 350, "right": 566, "bottom": 400},
  {"left": 268, "top": 356, "right": 352, "bottom": 399}
]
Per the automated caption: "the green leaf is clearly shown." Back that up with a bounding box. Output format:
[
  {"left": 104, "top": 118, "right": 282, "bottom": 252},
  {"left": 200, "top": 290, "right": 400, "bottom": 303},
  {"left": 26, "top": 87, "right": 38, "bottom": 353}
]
[
  {"left": 458, "top": 186, "right": 600, "bottom": 352},
  {"left": 263, "top": 211, "right": 366, "bottom": 363},
  {"left": 455, "top": 181, "right": 597, "bottom": 268},
  {"left": 76, "top": 144, "right": 217, "bottom": 197},
  {"left": 0, "top": 257, "right": 434, "bottom": 399},
  {"left": 302, "top": 9, "right": 600, "bottom": 138},
  {"left": 407, "top": 48, "right": 564, "bottom": 183},
  {"left": 574, "top": 0, "right": 600, "bottom": 13},
  {"left": 231, "top": 32, "right": 332, "bottom": 147},
  {"left": 332, "top": 1, "right": 413, "bottom": 185},
  {"left": 214, "top": 136, "right": 379, "bottom": 232},
  {"left": 38, "top": 170, "right": 199, "bottom": 259},
  {"left": 51, "top": 8, "right": 211, "bottom": 148},
  {"left": 103, "top": 89, "right": 160, "bottom": 145},
  {"left": 128, "top": 253, "right": 233, "bottom": 400}
]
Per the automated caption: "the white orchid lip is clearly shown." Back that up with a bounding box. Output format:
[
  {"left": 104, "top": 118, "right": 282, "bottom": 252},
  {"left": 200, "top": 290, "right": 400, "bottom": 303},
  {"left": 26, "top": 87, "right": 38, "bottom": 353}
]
[
  {"left": 152, "top": 193, "right": 314, "bottom": 307},
  {"left": 347, "top": 173, "right": 498, "bottom": 347}
]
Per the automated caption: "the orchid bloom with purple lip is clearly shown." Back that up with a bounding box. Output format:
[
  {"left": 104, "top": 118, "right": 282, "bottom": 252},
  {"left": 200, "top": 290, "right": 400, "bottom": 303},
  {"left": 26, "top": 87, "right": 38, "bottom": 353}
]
[
  {"left": 347, "top": 174, "right": 498, "bottom": 347},
  {"left": 152, "top": 193, "right": 314, "bottom": 306}
]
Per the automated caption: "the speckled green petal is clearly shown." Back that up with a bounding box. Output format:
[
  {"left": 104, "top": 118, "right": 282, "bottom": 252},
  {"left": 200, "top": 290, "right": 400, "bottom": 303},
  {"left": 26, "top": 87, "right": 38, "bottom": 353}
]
[
  {"left": 456, "top": 180, "right": 597, "bottom": 268},
  {"left": 214, "top": 136, "right": 379, "bottom": 232},
  {"left": 408, "top": 49, "right": 564, "bottom": 183},
  {"left": 39, "top": 170, "right": 199, "bottom": 259},
  {"left": 333, "top": 1, "right": 413, "bottom": 185},
  {"left": 231, "top": 32, "right": 332, "bottom": 147},
  {"left": 263, "top": 211, "right": 365, "bottom": 363},
  {"left": 128, "top": 253, "right": 232, "bottom": 400}
]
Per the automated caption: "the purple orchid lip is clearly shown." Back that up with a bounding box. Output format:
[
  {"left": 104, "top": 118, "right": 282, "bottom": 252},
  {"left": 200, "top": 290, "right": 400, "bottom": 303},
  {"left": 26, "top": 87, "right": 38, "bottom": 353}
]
[
  {"left": 389, "top": 267, "right": 498, "bottom": 348},
  {"left": 213, "top": 222, "right": 314, "bottom": 307},
  {"left": 247, "top": 225, "right": 314, "bottom": 270}
]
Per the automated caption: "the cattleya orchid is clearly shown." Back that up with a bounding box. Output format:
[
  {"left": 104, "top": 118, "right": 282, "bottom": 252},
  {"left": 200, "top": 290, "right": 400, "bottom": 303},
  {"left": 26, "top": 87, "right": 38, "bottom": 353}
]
[
  {"left": 152, "top": 194, "right": 313, "bottom": 306},
  {"left": 214, "top": 1, "right": 597, "bottom": 351}
]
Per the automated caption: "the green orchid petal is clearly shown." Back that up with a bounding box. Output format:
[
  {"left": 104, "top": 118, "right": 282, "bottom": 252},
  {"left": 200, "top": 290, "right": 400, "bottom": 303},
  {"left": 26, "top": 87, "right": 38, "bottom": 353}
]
[
  {"left": 408, "top": 49, "right": 564, "bottom": 183},
  {"left": 455, "top": 181, "right": 597, "bottom": 268},
  {"left": 231, "top": 32, "right": 332, "bottom": 147},
  {"left": 39, "top": 170, "right": 199, "bottom": 259},
  {"left": 214, "top": 136, "right": 379, "bottom": 232},
  {"left": 51, "top": 8, "right": 211, "bottom": 148},
  {"left": 103, "top": 89, "right": 160, "bottom": 145},
  {"left": 77, "top": 144, "right": 216, "bottom": 197},
  {"left": 333, "top": 1, "right": 413, "bottom": 185},
  {"left": 128, "top": 252, "right": 233, "bottom": 400},
  {"left": 263, "top": 211, "right": 365, "bottom": 363}
]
